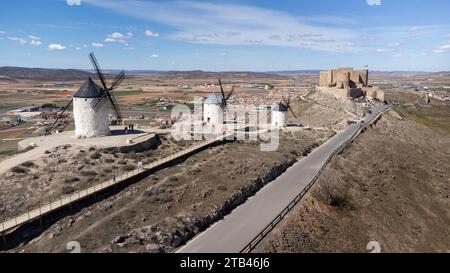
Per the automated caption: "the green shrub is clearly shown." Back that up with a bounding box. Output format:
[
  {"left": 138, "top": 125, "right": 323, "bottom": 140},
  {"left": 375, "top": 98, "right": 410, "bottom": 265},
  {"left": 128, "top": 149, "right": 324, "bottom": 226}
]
[
  {"left": 169, "top": 176, "right": 178, "bottom": 182},
  {"left": 61, "top": 185, "right": 75, "bottom": 194},
  {"left": 11, "top": 166, "right": 27, "bottom": 174},
  {"left": 64, "top": 177, "right": 80, "bottom": 183},
  {"left": 81, "top": 171, "right": 97, "bottom": 177},
  {"left": 125, "top": 152, "right": 138, "bottom": 160},
  {"left": 122, "top": 165, "right": 136, "bottom": 172},
  {"left": 104, "top": 158, "right": 115, "bottom": 163},
  {"left": 90, "top": 152, "right": 102, "bottom": 159},
  {"left": 21, "top": 161, "right": 35, "bottom": 168}
]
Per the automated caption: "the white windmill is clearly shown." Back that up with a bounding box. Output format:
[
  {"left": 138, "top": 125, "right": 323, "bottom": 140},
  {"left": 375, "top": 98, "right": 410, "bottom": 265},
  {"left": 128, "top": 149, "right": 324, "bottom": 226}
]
[
  {"left": 203, "top": 78, "right": 234, "bottom": 126},
  {"left": 272, "top": 94, "right": 297, "bottom": 128},
  {"left": 48, "top": 52, "right": 125, "bottom": 138}
]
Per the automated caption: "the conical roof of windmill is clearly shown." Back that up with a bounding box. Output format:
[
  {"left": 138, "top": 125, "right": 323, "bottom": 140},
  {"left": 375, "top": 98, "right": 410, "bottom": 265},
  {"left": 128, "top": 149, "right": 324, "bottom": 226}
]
[
  {"left": 204, "top": 93, "right": 223, "bottom": 105},
  {"left": 74, "top": 77, "right": 104, "bottom": 98},
  {"left": 273, "top": 102, "right": 288, "bottom": 112}
]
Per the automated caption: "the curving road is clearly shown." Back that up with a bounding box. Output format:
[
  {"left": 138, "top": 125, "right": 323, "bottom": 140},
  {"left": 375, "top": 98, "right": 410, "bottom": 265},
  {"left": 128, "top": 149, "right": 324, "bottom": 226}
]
[{"left": 176, "top": 104, "right": 389, "bottom": 253}]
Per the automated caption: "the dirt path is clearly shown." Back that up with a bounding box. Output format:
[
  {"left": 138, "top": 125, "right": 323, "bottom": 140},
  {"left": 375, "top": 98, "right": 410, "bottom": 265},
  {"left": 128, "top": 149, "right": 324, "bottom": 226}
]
[
  {"left": 0, "top": 130, "right": 156, "bottom": 175},
  {"left": 0, "top": 146, "right": 47, "bottom": 175}
]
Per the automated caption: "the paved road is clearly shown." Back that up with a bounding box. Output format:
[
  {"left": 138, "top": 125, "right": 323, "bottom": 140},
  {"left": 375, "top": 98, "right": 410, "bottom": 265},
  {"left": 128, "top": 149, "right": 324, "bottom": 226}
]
[{"left": 177, "top": 104, "right": 388, "bottom": 253}]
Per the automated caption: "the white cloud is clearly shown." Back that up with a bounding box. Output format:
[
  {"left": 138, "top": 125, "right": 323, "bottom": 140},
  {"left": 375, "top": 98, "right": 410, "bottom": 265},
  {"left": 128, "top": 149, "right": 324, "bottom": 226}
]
[
  {"left": 30, "top": 40, "right": 42, "bottom": 46},
  {"left": 67, "top": 0, "right": 81, "bottom": 6},
  {"left": 91, "top": 42, "right": 104, "bottom": 48},
  {"left": 151, "top": 54, "right": 159, "bottom": 58},
  {"left": 420, "top": 52, "right": 428, "bottom": 56},
  {"left": 8, "top": 37, "right": 27, "bottom": 45},
  {"left": 48, "top": 44, "right": 67, "bottom": 51},
  {"left": 8, "top": 35, "right": 43, "bottom": 46},
  {"left": 388, "top": 42, "right": 400, "bottom": 47},
  {"left": 83, "top": 0, "right": 362, "bottom": 53},
  {"left": 28, "top": 35, "right": 42, "bottom": 46},
  {"left": 367, "top": 0, "right": 382, "bottom": 6},
  {"left": 375, "top": 48, "right": 393, "bottom": 53},
  {"left": 0, "top": 30, "right": 5, "bottom": 34},
  {"left": 393, "top": 53, "right": 403, "bottom": 57},
  {"left": 145, "top": 30, "right": 159, "bottom": 38},
  {"left": 104, "top": 32, "right": 133, "bottom": 43},
  {"left": 434, "top": 43, "right": 450, "bottom": 54},
  {"left": 75, "top": 47, "right": 82, "bottom": 50}
]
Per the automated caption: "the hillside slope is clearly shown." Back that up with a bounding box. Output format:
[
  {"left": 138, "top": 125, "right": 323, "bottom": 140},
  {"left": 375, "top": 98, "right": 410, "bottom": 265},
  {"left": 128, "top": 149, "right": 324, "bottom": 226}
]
[
  {"left": 0, "top": 67, "right": 93, "bottom": 81},
  {"left": 257, "top": 103, "right": 450, "bottom": 253}
]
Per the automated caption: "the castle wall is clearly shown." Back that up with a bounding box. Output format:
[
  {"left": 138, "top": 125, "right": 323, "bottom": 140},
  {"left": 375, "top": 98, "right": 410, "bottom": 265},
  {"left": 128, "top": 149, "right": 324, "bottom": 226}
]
[
  {"left": 317, "top": 67, "right": 384, "bottom": 101},
  {"left": 348, "top": 88, "right": 364, "bottom": 99},
  {"left": 365, "top": 88, "right": 377, "bottom": 99},
  {"left": 320, "top": 67, "right": 369, "bottom": 88},
  {"left": 362, "top": 87, "right": 385, "bottom": 102},
  {"left": 336, "top": 71, "right": 351, "bottom": 88},
  {"left": 319, "top": 71, "right": 329, "bottom": 87},
  {"left": 376, "top": 90, "right": 385, "bottom": 101},
  {"left": 317, "top": 86, "right": 350, "bottom": 100}
]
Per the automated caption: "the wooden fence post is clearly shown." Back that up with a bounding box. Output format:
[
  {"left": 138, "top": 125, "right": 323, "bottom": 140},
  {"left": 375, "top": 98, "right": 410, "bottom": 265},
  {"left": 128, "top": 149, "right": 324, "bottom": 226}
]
[{"left": 38, "top": 202, "right": 42, "bottom": 226}]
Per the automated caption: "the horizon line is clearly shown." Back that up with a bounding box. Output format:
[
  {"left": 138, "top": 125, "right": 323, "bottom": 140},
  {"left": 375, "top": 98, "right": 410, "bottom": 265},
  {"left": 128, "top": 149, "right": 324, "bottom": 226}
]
[{"left": 0, "top": 65, "right": 449, "bottom": 74}]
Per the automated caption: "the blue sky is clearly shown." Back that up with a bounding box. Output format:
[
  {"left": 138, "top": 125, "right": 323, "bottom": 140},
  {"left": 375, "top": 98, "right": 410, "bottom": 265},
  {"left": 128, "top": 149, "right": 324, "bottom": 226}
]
[{"left": 0, "top": 0, "right": 449, "bottom": 71}]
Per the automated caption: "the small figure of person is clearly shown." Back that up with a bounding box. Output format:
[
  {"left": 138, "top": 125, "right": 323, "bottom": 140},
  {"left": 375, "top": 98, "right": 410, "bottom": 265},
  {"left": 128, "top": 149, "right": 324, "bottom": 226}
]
[
  {"left": 138, "top": 160, "right": 143, "bottom": 171},
  {"left": 124, "top": 126, "right": 128, "bottom": 134}
]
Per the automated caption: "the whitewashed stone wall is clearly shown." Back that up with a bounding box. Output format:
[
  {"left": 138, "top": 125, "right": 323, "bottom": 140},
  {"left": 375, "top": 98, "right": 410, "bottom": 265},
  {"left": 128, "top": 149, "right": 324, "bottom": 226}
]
[{"left": 73, "top": 98, "right": 110, "bottom": 138}]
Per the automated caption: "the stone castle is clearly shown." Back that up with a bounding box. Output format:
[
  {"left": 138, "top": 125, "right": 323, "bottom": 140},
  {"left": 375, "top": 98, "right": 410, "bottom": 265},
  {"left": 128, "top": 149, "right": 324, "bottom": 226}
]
[
  {"left": 318, "top": 67, "right": 384, "bottom": 101},
  {"left": 320, "top": 68, "right": 368, "bottom": 89}
]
